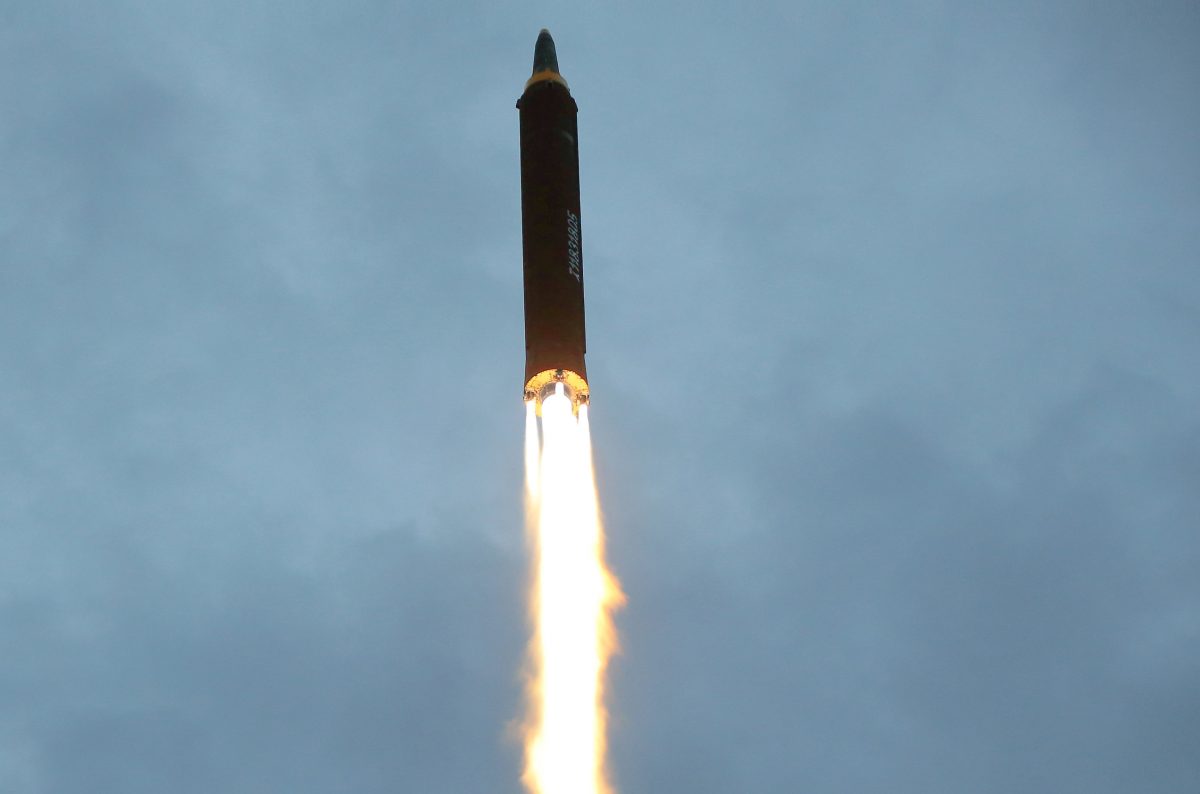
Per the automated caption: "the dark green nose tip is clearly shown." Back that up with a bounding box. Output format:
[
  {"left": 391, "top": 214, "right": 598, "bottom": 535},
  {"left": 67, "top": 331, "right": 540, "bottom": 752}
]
[{"left": 532, "top": 29, "right": 559, "bottom": 74}]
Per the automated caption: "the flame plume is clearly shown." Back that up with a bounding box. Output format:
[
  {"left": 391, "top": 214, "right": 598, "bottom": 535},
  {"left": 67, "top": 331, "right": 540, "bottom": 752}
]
[{"left": 523, "top": 385, "right": 622, "bottom": 794}]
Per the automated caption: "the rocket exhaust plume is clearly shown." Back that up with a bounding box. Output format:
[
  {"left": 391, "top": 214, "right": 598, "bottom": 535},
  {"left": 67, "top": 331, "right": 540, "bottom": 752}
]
[
  {"left": 518, "top": 30, "right": 623, "bottom": 794},
  {"left": 524, "top": 385, "right": 621, "bottom": 794}
]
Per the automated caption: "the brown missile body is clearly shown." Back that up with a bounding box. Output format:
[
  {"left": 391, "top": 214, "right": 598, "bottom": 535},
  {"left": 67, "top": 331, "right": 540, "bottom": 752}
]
[{"left": 519, "top": 30, "right": 589, "bottom": 410}]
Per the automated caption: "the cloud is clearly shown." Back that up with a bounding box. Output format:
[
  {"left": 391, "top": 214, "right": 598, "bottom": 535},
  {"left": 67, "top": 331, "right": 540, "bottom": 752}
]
[{"left": 1, "top": 1, "right": 1197, "bottom": 792}]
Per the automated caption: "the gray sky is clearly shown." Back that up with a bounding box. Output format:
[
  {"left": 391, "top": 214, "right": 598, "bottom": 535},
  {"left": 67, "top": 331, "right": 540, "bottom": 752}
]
[{"left": 2, "top": 1, "right": 1198, "bottom": 792}]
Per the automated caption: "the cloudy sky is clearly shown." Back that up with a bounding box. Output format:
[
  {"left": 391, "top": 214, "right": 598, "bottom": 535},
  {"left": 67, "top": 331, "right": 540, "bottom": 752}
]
[{"left": 2, "top": 2, "right": 1198, "bottom": 791}]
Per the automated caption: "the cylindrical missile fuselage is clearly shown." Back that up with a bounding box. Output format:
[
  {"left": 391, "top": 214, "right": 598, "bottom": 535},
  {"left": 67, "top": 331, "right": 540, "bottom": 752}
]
[{"left": 519, "top": 34, "right": 588, "bottom": 408}]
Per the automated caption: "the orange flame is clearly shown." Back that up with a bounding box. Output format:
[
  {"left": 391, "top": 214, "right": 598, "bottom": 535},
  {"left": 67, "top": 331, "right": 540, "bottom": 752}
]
[{"left": 523, "top": 387, "right": 623, "bottom": 794}]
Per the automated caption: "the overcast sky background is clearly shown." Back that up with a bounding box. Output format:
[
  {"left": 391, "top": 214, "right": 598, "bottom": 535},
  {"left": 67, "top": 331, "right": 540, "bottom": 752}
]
[{"left": 2, "top": 2, "right": 1198, "bottom": 792}]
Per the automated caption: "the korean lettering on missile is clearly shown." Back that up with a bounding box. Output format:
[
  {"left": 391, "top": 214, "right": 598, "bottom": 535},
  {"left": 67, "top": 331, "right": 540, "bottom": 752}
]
[{"left": 567, "top": 210, "right": 582, "bottom": 283}]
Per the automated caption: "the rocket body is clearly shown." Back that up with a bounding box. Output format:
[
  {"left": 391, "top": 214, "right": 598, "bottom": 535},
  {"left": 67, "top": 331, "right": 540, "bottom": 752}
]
[{"left": 519, "top": 30, "right": 589, "bottom": 408}]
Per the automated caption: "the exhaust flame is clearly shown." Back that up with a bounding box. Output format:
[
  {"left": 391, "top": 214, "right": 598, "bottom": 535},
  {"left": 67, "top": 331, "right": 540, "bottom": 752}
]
[{"left": 523, "top": 384, "right": 622, "bottom": 794}]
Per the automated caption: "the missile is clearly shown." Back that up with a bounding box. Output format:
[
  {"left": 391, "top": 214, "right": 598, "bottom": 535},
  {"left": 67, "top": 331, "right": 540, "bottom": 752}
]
[{"left": 519, "top": 29, "right": 589, "bottom": 412}]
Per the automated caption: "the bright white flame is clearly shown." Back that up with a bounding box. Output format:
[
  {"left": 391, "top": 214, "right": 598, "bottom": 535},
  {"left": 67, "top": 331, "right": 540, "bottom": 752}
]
[
  {"left": 525, "top": 399, "right": 541, "bottom": 504},
  {"left": 524, "top": 385, "right": 622, "bottom": 794}
]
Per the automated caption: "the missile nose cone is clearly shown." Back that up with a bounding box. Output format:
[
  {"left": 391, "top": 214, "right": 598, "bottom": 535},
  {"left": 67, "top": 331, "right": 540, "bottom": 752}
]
[{"left": 532, "top": 29, "right": 559, "bottom": 75}]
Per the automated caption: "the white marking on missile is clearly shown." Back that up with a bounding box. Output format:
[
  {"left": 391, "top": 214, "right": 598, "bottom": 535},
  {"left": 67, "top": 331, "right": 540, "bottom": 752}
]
[{"left": 567, "top": 210, "right": 582, "bottom": 283}]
